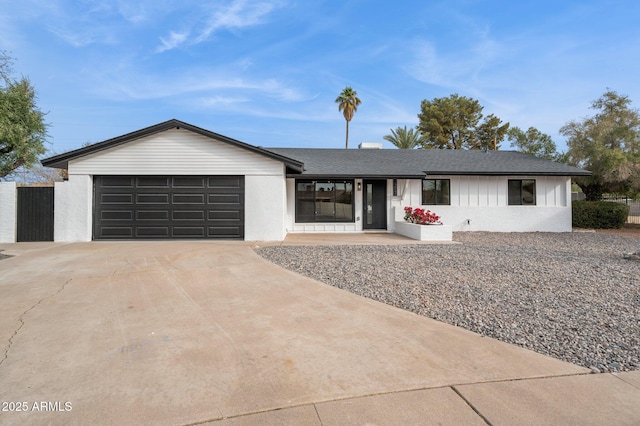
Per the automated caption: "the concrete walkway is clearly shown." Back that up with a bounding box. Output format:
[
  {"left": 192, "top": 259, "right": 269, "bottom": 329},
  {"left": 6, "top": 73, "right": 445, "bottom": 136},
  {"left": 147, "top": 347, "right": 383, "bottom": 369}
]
[{"left": 0, "top": 240, "right": 639, "bottom": 425}]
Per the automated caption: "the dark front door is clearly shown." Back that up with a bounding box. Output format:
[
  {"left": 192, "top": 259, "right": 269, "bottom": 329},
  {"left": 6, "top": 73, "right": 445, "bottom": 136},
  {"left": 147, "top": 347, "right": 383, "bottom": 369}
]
[{"left": 363, "top": 180, "right": 386, "bottom": 229}]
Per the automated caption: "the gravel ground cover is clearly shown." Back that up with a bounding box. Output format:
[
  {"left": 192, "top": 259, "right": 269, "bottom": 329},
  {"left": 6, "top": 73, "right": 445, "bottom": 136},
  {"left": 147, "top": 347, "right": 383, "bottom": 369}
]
[{"left": 256, "top": 232, "right": 640, "bottom": 372}]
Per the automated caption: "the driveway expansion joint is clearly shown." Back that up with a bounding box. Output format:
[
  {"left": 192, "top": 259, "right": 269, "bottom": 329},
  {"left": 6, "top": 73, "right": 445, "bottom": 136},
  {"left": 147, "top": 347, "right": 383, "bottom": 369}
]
[
  {"left": 451, "top": 385, "right": 493, "bottom": 425},
  {"left": 0, "top": 278, "right": 72, "bottom": 367}
]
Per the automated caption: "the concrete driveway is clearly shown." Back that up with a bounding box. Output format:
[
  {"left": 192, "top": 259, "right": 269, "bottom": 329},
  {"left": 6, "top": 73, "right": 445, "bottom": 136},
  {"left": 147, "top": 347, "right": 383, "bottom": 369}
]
[{"left": 1, "top": 241, "right": 639, "bottom": 425}]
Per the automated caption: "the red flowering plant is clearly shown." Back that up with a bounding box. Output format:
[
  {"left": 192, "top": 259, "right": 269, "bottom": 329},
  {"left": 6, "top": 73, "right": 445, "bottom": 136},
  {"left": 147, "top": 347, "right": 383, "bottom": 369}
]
[{"left": 403, "top": 206, "right": 443, "bottom": 225}]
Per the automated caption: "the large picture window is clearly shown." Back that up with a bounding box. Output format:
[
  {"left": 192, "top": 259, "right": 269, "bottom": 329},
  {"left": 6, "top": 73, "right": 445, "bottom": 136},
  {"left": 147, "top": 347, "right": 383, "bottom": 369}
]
[
  {"left": 295, "top": 180, "right": 354, "bottom": 222},
  {"left": 422, "top": 179, "right": 450, "bottom": 205},
  {"left": 508, "top": 179, "right": 536, "bottom": 205}
]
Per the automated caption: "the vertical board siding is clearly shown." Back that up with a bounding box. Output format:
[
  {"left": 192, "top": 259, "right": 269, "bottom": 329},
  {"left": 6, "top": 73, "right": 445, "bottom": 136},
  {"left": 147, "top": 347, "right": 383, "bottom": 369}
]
[
  {"left": 17, "top": 187, "right": 54, "bottom": 242},
  {"left": 69, "top": 128, "right": 284, "bottom": 176}
]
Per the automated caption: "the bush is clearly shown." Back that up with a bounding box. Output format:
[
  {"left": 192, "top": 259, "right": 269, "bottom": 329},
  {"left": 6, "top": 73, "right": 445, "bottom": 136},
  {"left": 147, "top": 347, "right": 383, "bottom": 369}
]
[{"left": 572, "top": 201, "right": 629, "bottom": 229}]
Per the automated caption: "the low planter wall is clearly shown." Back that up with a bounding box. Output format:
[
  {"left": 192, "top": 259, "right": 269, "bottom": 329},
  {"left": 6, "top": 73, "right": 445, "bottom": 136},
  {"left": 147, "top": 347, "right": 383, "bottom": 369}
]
[{"left": 394, "top": 221, "right": 452, "bottom": 241}]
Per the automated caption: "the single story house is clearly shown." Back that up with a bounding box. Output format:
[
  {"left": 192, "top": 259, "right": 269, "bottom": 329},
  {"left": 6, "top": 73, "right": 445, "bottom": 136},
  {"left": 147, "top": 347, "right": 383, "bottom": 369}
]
[{"left": 35, "top": 119, "right": 589, "bottom": 242}]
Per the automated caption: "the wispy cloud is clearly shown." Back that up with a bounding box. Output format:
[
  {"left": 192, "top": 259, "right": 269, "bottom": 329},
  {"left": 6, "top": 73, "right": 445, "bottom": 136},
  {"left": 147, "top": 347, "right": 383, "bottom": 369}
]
[
  {"left": 195, "top": 0, "right": 279, "bottom": 42},
  {"left": 156, "top": 0, "right": 283, "bottom": 52},
  {"left": 157, "top": 31, "right": 190, "bottom": 53},
  {"left": 199, "top": 95, "right": 250, "bottom": 107},
  {"left": 89, "top": 66, "right": 309, "bottom": 105}
]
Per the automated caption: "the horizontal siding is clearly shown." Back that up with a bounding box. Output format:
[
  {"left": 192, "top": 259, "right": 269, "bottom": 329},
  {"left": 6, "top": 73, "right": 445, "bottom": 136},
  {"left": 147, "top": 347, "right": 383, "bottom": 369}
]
[{"left": 69, "top": 128, "right": 284, "bottom": 176}]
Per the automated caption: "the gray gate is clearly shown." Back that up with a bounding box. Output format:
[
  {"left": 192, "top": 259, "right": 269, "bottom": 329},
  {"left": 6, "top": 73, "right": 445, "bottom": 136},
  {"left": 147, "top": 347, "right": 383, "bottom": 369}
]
[{"left": 17, "top": 187, "right": 54, "bottom": 242}]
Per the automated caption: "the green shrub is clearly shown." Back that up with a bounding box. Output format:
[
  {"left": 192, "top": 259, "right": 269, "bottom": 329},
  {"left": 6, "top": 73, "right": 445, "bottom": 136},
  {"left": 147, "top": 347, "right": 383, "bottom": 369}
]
[{"left": 572, "top": 201, "right": 629, "bottom": 229}]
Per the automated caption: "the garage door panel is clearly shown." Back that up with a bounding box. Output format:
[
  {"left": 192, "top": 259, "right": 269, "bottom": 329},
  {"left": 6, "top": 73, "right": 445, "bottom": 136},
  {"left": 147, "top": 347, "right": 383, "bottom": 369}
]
[
  {"left": 173, "top": 193, "right": 205, "bottom": 204},
  {"left": 173, "top": 227, "right": 206, "bottom": 237},
  {"left": 101, "top": 177, "right": 134, "bottom": 187},
  {"left": 173, "top": 210, "right": 206, "bottom": 220},
  {"left": 137, "top": 210, "right": 169, "bottom": 220},
  {"left": 101, "top": 194, "right": 134, "bottom": 204},
  {"left": 100, "top": 227, "right": 134, "bottom": 238},
  {"left": 208, "top": 226, "right": 242, "bottom": 237},
  {"left": 137, "top": 177, "right": 170, "bottom": 187},
  {"left": 174, "top": 177, "right": 206, "bottom": 187},
  {"left": 208, "top": 176, "right": 241, "bottom": 188},
  {"left": 101, "top": 210, "right": 134, "bottom": 221},
  {"left": 136, "top": 227, "right": 170, "bottom": 237},
  {"left": 94, "top": 176, "right": 243, "bottom": 240},
  {"left": 209, "top": 194, "right": 241, "bottom": 204},
  {"left": 137, "top": 194, "right": 169, "bottom": 204},
  {"left": 208, "top": 210, "right": 241, "bottom": 220}
]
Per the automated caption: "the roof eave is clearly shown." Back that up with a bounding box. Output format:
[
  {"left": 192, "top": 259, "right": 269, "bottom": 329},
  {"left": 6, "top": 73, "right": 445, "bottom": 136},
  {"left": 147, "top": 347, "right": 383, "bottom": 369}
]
[
  {"left": 423, "top": 171, "right": 592, "bottom": 176},
  {"left": 286, "top": 171, "right": 592, "bottom": 178},
  {"left": 285, "top": 174, "right": 427, "bottom": 179}
]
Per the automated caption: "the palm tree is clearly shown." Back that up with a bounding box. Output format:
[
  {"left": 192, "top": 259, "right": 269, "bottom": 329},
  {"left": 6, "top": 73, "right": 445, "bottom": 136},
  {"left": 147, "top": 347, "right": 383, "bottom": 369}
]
[
  {"left": 383, "top": 126, "right": 424, "bottom": 149},
  {"left": 335, "top": 87, "right": 361, "bottom": 149}
]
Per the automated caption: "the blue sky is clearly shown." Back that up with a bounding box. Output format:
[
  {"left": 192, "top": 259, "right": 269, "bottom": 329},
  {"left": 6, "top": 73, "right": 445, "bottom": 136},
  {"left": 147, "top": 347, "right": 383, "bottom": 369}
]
[{"left": 2, "top": 0, "right": 639, "bottom": 154}]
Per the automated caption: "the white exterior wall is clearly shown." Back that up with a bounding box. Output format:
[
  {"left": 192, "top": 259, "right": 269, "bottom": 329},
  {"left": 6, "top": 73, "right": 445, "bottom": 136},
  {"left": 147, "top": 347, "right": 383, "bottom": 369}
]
[
  {"left": 0, "top": 182, "right": 17, "bottom": 242},
  {"left": 245, "top": 174, "right": 287, "bottom": 240},
  {"left": 58, "top": 128, "right": 286, "bottom": 241},
  {"left": 396, "top": 175, "right": 572, "bottom": 232},
  {"left": 54, "top": 175, "right": 93, "bottom": 242},
  {"left": 286, "top": 175, "right": 572, "bottom": 234}
]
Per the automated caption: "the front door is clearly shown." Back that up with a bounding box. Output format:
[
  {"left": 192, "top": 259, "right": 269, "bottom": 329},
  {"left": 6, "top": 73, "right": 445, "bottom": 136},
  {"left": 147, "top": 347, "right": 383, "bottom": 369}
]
[{"left": 363, "top": 180, "right": 387, "bottom": 229}]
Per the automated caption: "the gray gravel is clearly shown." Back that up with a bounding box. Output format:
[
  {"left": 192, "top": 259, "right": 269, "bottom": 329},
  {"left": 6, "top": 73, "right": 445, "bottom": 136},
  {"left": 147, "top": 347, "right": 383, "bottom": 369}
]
[{"left": 255, "top": 232, "right": 640, "bottom": 373}]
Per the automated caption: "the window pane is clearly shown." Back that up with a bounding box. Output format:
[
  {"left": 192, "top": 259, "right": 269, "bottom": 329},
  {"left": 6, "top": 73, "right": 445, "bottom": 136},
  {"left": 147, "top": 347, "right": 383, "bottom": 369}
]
[
  {"left": 436, "top": 180, "right": 450, "bottom": 205},
  {"left": 508, "top": 180, "right": 522, "bottom": 205},
  {"left": 295, "top": 180, "right": 354, "bottom": 222},
  {"left": 422, "top": 180, "right": 436, "bottom": 204},
  {"left": 315, "top": 182, "right": 335, "bottom": 221},
  {"left": 335, "top": 182, "right": 353, "bottom": 221},
  {"left": 296, "top": 182, "right": 315, "bottom": 222},
  {"left": 522, "top": 180, "right": 536, "bottom": 205}
]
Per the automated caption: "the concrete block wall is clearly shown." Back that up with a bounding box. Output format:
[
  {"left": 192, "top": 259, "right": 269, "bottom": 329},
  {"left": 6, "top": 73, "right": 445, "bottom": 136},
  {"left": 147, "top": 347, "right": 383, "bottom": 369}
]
[
  {"left": 0, "top": 182, "right": 17, "bottom": 243},
  {"left": 54, "top": 176, "right": 92, "bottom": 242}
]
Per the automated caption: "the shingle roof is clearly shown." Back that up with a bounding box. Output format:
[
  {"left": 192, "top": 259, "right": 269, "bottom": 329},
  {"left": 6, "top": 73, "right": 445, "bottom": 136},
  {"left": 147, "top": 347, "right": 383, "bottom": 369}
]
[
  {"left": 266, "top": 148, "right": 591, "bottom": 178},
  {"left": 40, "top": 118, "right": 589, "bottom": 178}
]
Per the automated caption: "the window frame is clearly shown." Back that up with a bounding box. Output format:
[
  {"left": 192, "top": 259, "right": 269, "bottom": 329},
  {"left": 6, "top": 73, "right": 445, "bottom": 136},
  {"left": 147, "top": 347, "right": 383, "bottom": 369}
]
[
  {"left": 421, "top": 179, "right": 451, "bottom": 205},
  {"left": 508, "top": 179, "right": 537, "bottom": 205},
  {"left": 295, "top": 179, "right": 355, "bottom": 223}
]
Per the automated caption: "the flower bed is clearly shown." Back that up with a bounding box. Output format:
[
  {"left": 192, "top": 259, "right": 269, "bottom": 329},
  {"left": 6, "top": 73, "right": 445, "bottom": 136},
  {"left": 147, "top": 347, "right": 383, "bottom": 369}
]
[
  {"left": 394, "top": 220, "right": 452, "bottom": 241},
  {"left": 397, "top": 207, "right": 451, "bottom": 241}
]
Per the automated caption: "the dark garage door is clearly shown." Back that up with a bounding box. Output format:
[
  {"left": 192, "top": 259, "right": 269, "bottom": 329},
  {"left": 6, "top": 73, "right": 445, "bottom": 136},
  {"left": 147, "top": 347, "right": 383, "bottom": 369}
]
[{"left": 94, "top": 176, "right": 244, "bottom": 240}]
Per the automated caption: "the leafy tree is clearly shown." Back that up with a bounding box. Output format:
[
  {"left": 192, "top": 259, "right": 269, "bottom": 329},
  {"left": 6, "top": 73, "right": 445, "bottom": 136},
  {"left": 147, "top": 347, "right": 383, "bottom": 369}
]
[
  {"left": 0, "top": 53, "right": 48, "bottom": 177},
  {"left": 507, "top": 126, "right": 559, "bottom": 160},
  {"left": 474, "top": 114, "right": 510, "bottom": 150},
  {"left": 560, "top": 90, "right": 640, "bottom": 200},
  {"left": 383, "top": 125, "right": 423, "bottom": 149},
  {"left": 417, "top": 93, "right": 509, "bottom": 150},
  {"left": 5, "top": 159, "right": 66, "bottom": 185},
  {"left": 335, "top": 86, "right": 361, "bottom": 149}
]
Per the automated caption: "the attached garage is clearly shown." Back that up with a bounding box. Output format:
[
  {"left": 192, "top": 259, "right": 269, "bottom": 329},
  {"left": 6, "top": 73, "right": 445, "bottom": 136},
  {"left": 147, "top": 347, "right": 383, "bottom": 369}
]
[
  {"left": 94, "top": 175, "right": 244, "bottom": 239},
  {"left": 41, "top": 119, "right": 303, "bottom": 242}
]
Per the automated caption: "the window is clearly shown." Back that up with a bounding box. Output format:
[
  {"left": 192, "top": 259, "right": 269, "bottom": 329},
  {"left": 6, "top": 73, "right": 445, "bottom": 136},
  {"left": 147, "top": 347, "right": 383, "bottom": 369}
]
[
  {"left": 295, "top": 180, "right": 354, "bottom": 222},
  {"left": 508, "top": 179, "right": 536, "bottom": 205},
  {"left": 422, "top": 179, "right": 450, "bottom": 205}
]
